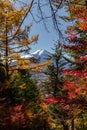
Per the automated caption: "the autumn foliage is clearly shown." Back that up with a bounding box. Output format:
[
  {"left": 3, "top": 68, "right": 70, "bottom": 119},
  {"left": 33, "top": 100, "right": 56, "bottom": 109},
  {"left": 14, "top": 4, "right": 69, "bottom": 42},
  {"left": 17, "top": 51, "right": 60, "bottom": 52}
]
[
  {"left": 41, "top": 0, "right": 87, "bottom": 130},
  {"left": 0, "top": 0, "right": 87, "bottom": 130}
]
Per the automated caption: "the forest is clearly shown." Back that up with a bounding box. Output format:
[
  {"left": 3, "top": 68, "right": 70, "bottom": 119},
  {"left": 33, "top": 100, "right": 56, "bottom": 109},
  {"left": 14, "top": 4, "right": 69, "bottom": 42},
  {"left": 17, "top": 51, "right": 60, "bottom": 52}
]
[{"left": 0, "top": 0, "right": 87, "bottom": 130}]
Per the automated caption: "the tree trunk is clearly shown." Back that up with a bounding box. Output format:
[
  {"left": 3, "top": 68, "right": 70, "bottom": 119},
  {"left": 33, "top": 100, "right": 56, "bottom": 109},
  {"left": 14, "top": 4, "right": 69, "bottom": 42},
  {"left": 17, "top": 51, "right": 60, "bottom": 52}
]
[
  {"left": 85, "top": 0, "right": 87, "bottom": 8},
  {"left": 5, "top": 20, "right": 9, "bottom": 79},
  {"left": 61, "top": 121, "right": 69, "bottom": 130},
  {"left": 71, "top": 119, "right": 74, "bottom": 130}
]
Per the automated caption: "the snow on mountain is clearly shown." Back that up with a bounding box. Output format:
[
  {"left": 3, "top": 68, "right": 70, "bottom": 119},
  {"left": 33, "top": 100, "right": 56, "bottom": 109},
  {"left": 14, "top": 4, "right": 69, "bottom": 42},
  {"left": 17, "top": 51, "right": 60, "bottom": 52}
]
[
  {"left": 10, "top": 49, "right": 70, "bottom": 83},
  {"left": 22, "top": 49, "right": 52, "bottom": 63},
  {"left": 32, "top": 49, "right": 51, "bottom": 56},
  {"left": 31, "top": 49, "right": 51, "bottom": 62},
  {"left": 21, "top": 50, "right": 51, "bottom": 81},
  {"left": 21, "top": 49, "right": 70, "bottom": 69},
  {"left": 10, "top": 49, "right": 70, "bottom": 70}
]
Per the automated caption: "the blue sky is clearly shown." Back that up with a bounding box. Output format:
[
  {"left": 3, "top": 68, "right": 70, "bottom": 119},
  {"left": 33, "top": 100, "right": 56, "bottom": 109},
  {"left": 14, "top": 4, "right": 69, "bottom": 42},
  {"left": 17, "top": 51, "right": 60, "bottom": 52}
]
[
  {"left": 29, "top": 21, "right": 58, "bottom": 52},
  {"left": 29, "top": 8, "right": 68, "bottom": 53},
  {"left": 17, "top": 0, "right": 68, "bottom": 53}
]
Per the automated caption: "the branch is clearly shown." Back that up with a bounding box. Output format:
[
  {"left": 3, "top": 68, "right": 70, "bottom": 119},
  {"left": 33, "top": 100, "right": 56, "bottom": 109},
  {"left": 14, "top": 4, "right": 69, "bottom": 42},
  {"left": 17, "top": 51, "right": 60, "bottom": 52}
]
[
  {"left": 48, "top": 0, "right": 63, "bottom": 39},
  {"left": 12, "top": 0, "right": 34, "bottom": 39}
]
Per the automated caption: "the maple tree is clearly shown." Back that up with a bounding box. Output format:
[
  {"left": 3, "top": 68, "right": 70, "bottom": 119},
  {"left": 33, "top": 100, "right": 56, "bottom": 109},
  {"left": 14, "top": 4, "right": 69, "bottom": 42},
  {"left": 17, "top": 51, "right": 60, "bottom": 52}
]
[
  {"left": 62, "top": 0, "right": 87, "bottom": 97},
  {"left": 39, "top": 1, "right": 87, "bottom": 130},
  {"left": 61, "top": 0, "right": 87, "bottom": 130}
]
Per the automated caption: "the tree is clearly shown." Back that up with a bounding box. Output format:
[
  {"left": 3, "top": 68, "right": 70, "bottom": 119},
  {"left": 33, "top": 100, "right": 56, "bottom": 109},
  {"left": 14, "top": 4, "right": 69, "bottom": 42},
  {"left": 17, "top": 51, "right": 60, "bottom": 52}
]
[
  {"left": 40, "top": 1, "right": 87, "bottom": 130},
  {"left": 62, "top": 0, "right": 87, "bottom": 96},
  {"left": 61, "top": 0, "right": 87, "bottom": 130},
  {"left": 0, "top": 62, "right": 7, "bottom": 82},
  {"left": 8, "top": 69, "right": 40, "bottom": 105},
  {"left": 0, "top": 0, "right": 38, "bottom": 79},
  {"left": 43, "top": 44, "right": 67, "bottom": 97},
  {"left": 0, "top": 1, "right": 52, "bottom": 129}
]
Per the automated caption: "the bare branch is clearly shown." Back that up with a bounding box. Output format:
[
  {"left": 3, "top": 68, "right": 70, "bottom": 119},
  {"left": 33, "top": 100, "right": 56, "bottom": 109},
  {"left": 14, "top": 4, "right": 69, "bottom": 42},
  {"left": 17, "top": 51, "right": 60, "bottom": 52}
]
[{"left": 12, "top": 0, "right": 34, "bottom": 39}]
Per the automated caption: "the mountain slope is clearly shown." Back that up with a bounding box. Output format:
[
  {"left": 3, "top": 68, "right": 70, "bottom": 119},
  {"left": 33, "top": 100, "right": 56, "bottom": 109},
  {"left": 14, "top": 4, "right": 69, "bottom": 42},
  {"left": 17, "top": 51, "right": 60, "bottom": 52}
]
[
  {"left": 22, "top": 49, "right": 71, "bottom": 70},
  {"left": 22, "top": 49, "right": 51, "bottom": 63}
]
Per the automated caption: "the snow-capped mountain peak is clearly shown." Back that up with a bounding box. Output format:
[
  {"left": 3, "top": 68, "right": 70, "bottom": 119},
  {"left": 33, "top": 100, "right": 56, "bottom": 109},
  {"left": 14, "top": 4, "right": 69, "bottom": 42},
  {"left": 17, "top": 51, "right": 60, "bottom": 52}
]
[
  {"left": 21, "top": 49, "right": 51, "bottom": 63},
  {"left": 31, "top": 49, "right": 51, "bottom": 56},
  {"left": 31, "top": 49, "right": 43, "bottom": 55},
  {"left": 29, "top": 49, "right": 51, "bottom": 62}
]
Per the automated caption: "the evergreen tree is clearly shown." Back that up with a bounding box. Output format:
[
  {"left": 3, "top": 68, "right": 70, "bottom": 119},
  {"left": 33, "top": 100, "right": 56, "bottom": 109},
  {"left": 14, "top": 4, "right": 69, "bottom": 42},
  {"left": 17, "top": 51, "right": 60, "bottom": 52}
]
[
  {"left": 8, "top": 69, "right": 40, "bottom": 105},
  {"left": 43, "top": 44, "right": 67, "bottom": 97}
]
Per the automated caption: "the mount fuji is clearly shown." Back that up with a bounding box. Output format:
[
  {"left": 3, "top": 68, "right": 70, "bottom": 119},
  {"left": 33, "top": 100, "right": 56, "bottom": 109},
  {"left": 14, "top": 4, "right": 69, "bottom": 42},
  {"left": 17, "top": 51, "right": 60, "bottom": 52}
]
[
  {"left": 21, "top": 49, "right": 70, "bottom": 81},
  {"left": 21, "top": 49, "right": 71, "bottom": 95},
  {"left": 22, "top": 49, "right": 52, "bottom": 63},
  {"left": 21, "top": 49, "right": 71, "bottom": 69},
  {"left": 23, "top": 49, "right": 52, "bottom": 81}
]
